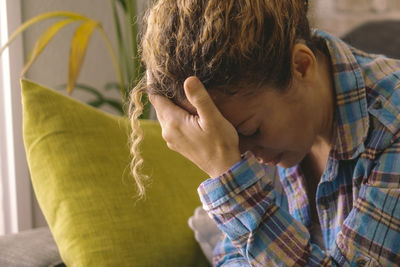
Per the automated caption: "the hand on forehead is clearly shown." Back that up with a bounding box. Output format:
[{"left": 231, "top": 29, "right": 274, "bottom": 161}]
[{"left": 147, "top": 73, "right": 214, "bottom": 116}]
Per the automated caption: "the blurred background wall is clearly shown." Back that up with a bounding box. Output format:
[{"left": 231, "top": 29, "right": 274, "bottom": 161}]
[{"left": 310, "top": 0, "right": 400, "bottom": 36}]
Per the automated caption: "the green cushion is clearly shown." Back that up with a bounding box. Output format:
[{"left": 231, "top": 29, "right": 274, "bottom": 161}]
[{"left": 21, "top": 79, "right": 210, "bottom": 267}]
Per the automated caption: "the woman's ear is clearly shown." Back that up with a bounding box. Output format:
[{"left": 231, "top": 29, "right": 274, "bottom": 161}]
[{"left": 292, "top": 43, "right": 317, "bottom": 82}]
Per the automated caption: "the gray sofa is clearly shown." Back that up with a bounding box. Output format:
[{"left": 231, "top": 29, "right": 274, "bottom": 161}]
[{"left": 0, "top": 227, "right": 64, "bottom": 267}]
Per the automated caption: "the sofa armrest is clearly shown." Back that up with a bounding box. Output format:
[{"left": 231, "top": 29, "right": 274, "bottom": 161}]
[{"left": 0, "top": 227, "right": 65, "bottom": 267}]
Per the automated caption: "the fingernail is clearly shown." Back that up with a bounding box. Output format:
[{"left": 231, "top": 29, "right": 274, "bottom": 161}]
[{"left": 185, "top": 76, "right": 201, "bottom": 91}]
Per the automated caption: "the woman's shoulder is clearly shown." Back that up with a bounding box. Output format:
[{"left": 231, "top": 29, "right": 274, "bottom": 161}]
[
  {"left": 362, "top": 58, "right": 400, "bottom": 156},
  {"left": 358, "top": 53, "right": 400, "bottom": 96}
]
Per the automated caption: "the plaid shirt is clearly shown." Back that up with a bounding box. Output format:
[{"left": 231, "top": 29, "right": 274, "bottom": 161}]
[{"left": 198, "top": 31, "right": 400, "bottom": 266}]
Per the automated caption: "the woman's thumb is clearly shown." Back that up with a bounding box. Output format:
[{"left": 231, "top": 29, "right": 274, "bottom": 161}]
[{"left": 184, "top": 76, "right": 219, "bottom": 119}]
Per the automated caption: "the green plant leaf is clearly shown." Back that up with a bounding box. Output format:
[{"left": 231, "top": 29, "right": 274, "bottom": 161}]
[
  {"left": 96, "top": 25, "right": 125, "bottom": 100},
  {"left": 87, "top": 99, "right": 106, "bottom": 108},
  {"left": 111, "top": 0, "right": 129, "bottom": 90},
  {"left": 67, "top": 20, "right": 99, "bottom": 94},
  {"left": 104, "top": 99, "right": 124, "bottom": 114},
  {"left": 21, "top": 19, "right": 75, "bottom": 76},
  {"left": 116, "top": 0, "right": 127, "bottom": 12},
  {"left": 104, "top": 81, "right": 124, "bottom": 91},
  {"left": 0, "top": 11, "right": 88, "bottom": 55},
  {"left": 58, "top": 83, "right": 104, "bottom": 99},
  {"left": 58, "top": 82, "right": 123, "bottom": 114}
]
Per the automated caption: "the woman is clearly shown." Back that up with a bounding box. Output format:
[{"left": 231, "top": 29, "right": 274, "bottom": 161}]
[{"left": 129, "top": 0, "right": 400, "bottom": 266}]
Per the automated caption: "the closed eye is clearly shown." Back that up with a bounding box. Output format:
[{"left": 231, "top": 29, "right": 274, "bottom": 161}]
[{"left": 239, "top": 128, "right": 260, "bottom": 137}]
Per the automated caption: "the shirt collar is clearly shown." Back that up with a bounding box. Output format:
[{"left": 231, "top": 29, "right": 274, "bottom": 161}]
[{"left": 315, "top": 30, "right": 369, "bottom": 160}]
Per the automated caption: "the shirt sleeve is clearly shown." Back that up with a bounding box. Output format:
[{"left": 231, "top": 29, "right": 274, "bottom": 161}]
[
  {"left": 213, "top": 233, "right": 250, "bottom": 267},
  {"left": 198, "top": 151, "right": 330, "bottom": 266},
  {"left": 198, "top": 147, "right": 400, "bottom": 266}
]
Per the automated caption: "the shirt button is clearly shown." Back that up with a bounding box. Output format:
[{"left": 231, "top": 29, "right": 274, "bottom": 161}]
[
  {"left": 356, "top": 258, "right": 367, "bottom": 266},
  {"left": 373, "top": 100, "right": 383, "bottom": 109},
  {"left": 319, "top": 199, "right": 329, "bottom": 210}
]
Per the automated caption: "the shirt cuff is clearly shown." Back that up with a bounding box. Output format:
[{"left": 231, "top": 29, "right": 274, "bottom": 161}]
[{"left": 198, "top": 151, "right": 267, "bottom": 209}]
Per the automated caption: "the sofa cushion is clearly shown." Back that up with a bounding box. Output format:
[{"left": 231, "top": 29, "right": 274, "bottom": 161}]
[{"left": 21, "top": 79, "right": 210, "bottom": 267}]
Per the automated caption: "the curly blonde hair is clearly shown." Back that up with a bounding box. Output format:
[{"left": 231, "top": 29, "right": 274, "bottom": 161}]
[{"left": 129, "top": 0, "right": 324, "bottom": 198}]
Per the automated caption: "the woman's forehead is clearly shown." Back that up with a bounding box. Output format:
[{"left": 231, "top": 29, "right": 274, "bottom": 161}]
[{"left": 213, "top": 92, "right": 261, "bottom": 123}]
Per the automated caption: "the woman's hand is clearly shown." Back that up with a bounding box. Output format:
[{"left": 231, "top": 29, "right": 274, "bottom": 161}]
[{"left": 149, "top": 76, "right": 241, "bottom": 178}]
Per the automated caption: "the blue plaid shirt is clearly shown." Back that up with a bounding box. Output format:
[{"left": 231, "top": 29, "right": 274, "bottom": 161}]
[{"left": 198, "top": 31, "right": 400, "bottom": 266}]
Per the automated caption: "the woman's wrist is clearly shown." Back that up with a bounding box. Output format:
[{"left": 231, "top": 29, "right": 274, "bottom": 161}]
[{"left": 207, "top": 152, "right": 241, "bottom": 178}]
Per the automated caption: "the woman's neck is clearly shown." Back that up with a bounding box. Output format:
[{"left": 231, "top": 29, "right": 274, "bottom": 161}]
[{"left": 316, "top": 51, "right": 335, "bottom": 148}]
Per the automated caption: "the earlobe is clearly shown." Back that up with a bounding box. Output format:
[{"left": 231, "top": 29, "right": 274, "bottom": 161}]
[{"left": 292, "top": 44, "right": 316, "bottom": 81}]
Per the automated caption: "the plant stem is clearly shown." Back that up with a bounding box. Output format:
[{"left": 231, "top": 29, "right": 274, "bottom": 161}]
[
  {"left": 110, "top": 0, "right": 127, "bottom": 91},
  {"left": 126, "top": 0, "right": 142, "bottom": 86},
  {"left": 97, "top": 26, "right": 126, "bottom": 103}
]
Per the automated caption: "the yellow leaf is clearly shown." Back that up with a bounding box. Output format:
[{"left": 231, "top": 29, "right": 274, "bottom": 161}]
[
  {"left": 21, "top": 19, "right": 75, "bottom": 76},
  {"left": 67, "top": 20, "right": 99, "bottom": 94},
  {"left": 0, "top": 11, "right": 88, "bottom": 55}
]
